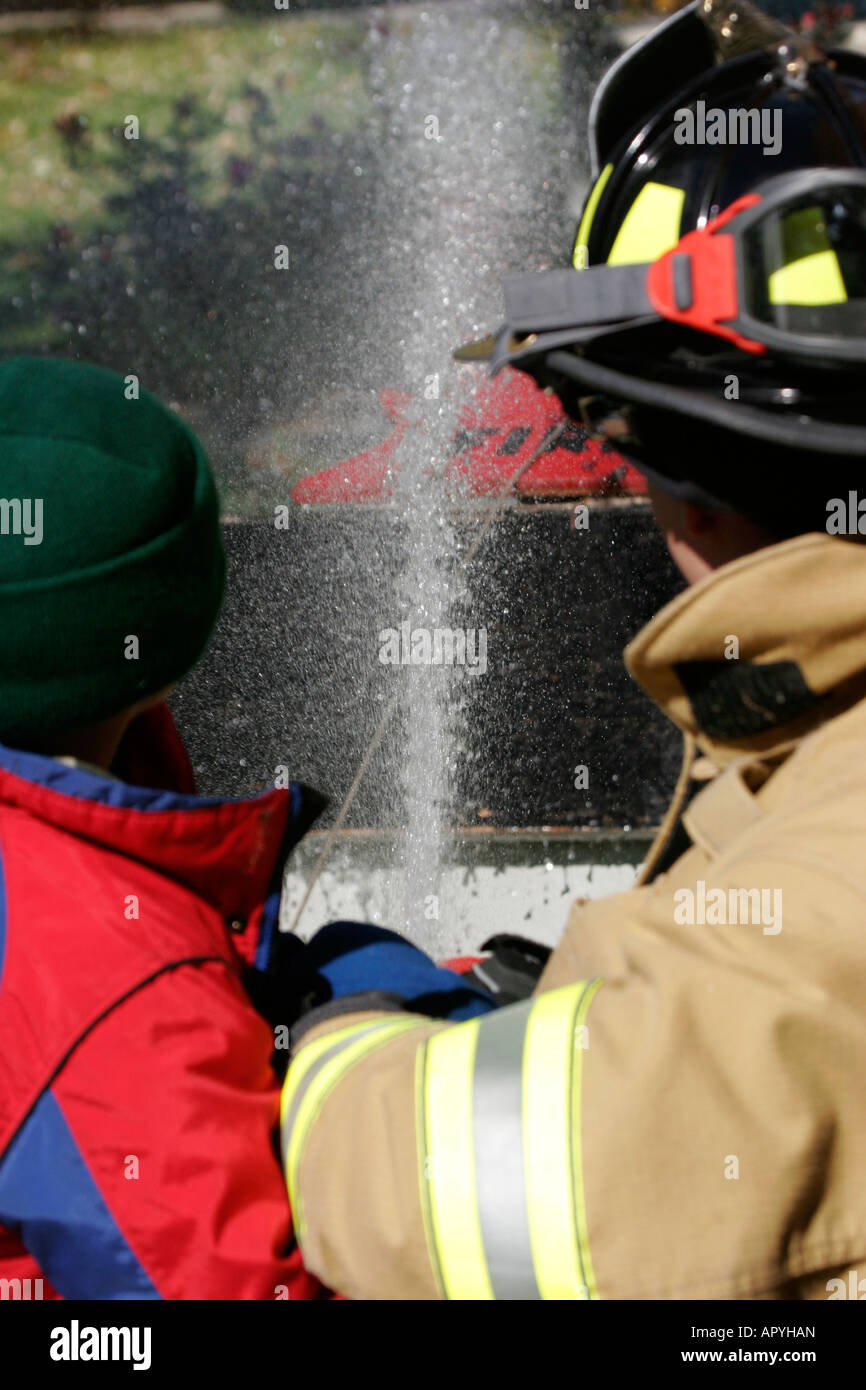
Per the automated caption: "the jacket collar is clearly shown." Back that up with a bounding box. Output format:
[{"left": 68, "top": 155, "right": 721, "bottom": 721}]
[
  {"left": 625, "top": 532, "right": 866, "bottom": 767},
  {"left": 0, "top": 741, "right": 323, "bottom": 966}
]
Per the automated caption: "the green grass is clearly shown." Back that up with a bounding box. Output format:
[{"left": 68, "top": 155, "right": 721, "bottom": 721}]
[{"left": 0, "top": 13, "right": 369, "bottom": 241}]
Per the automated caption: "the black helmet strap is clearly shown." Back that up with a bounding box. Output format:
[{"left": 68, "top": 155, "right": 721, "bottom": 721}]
[{"left": 541, "top": 349, "right": 866, "bottom": 457}]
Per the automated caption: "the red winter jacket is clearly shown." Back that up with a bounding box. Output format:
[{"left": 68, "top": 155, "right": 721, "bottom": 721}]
[{"left": 0, "top": 703, "right": 330, "bottom": 1300}]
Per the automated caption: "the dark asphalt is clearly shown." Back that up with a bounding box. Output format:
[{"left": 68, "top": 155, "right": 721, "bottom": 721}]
[{"left": 171, "top": 501, "right": 685, "bottom": 830}]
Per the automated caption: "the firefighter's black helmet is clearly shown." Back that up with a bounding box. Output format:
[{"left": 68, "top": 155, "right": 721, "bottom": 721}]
[
  {"left": 565, "top": 1, "right": 866, "bottom": 527},
  {"left": 574, "top": 0, "right": 866, "bottom": 271},
  {"left": 459, "top": 0, "right": 866, "bottom": 528}
]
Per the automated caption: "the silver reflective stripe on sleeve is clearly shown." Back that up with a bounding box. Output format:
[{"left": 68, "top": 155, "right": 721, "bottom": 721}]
[{"left": 419, "top": 978, "right": 603, "bottom": 1299}]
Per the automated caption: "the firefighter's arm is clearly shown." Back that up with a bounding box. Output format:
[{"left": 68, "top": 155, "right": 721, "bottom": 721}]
[
  {"left": 283, "top": 859, "right": 865, "bottom": 1301},
  {"left": 281, "top": 978, "right": 603, "bottom": 1300}
]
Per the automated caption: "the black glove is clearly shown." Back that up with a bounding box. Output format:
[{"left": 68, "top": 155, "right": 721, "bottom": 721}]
[{"left": 459, "top": 933, "right": 552, "bottom": 1005}]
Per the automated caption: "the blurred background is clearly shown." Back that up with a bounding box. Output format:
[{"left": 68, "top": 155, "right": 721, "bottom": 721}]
[{"left": 1, "top": 0, "right": 861, "bottom": 949}]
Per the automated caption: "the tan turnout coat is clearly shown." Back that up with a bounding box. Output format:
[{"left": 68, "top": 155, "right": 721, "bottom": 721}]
[{"left": 281, "top": 532, "right": 866, "bottom": 1299}]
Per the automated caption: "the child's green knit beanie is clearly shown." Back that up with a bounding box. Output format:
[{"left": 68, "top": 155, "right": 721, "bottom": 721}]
[{"left": 0, "top": 356, "right": 225, "bottom": 742}]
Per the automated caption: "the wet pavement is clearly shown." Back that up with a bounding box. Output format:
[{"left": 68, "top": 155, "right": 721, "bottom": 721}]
[{"left": 172, "top": 501, "right": 684, "bottom": 830}]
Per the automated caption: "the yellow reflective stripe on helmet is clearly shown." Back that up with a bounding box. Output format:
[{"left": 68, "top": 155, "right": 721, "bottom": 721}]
[
  {"left": 418, "top": 980, "right": 603, "bottom": 1300},
  {"left": 765, "top": 207, "right": 847, "bottom": 306},
  {"left": 769, "top": 248, "right": 847, "bottom": 305},
  {"left": 419, "top": 1018, "right": 493, "bottom": 1300},
  {"left": 574, "top": 162, "right": 613, "bottom": 269},
  {"left": 523, "top": 979, "right": 602, "bottom": 1299},
  {"left": 608, "top": 181, "right": 685, "bottom": 266},
  {"left": 281, "top": 1014, "right": 432, "bottom": 1239}
]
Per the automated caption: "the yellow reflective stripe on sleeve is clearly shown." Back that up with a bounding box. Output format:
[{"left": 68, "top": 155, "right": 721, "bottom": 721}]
[
  {"left": 418, "top": 980, "right": 603, "bottom": 1300},
  {"left": 523, "top": 979, "right": 602, "bottom": 1300},
  {"left": 281, "top": 1018, "right": 401, "bottom": 1148},
  {"left": 573, "top": 163, "right": 613, "bottom": 268},
  {"left": 415, "top": 1042, "right": 447, "bottom": 1299},
  {"left": 281, "top": 1014, "right": 432, "bottom": 1240},
  {"left": 282, "top": 1019, "right": 389, "bottom": 1108},
  {"left": 419, "top": 1018, "right": 494, "bottom": 1300},
  {"left": 608, "top": 182, "right": 685, "bottom": 266},
  {"left": 571, "top": 977, "right": 602, "bottom": 1298}
]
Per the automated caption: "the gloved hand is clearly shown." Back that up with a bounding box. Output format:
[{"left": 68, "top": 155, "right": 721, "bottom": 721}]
[
  {"left": 292, "top": 921, "right": 501, "bottom": 1032},
  {"left": 444, "top": 933, "right": 552, "bottom": 1005},
  {"left": 246, "top": 921, "right": 501, "bottom": 1074}
]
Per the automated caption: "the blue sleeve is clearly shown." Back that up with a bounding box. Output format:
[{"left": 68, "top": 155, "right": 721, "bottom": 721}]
[{"left": 301, "top": 921, "right": 499, "bottom": 1021}]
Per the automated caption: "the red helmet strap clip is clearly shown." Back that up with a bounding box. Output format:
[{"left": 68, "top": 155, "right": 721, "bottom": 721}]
[{"left": 645, "top": 192, "right": 766, "bottom": 353}]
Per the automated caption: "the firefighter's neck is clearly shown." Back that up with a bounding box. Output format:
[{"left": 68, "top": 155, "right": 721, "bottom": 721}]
[{"left": 647, "top": 484, "right": 781, "bottom": 585}]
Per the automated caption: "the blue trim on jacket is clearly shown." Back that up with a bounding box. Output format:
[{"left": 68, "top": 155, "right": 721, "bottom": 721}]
[
  {"left": 0, "top": 742, "right": 273, "bottom": 813},
  {"left": 0, "top": 1091, "right": 161, "bottom": 1300}
]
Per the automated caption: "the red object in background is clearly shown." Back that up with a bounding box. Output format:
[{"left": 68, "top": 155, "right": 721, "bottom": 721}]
[
  {"left": 291, "top": 387, "right": 415, "bottom": 504},
  {"left": 291, "top": 368, "right": 646, "bottom": 504},
  {"left": 439, "top": 954, "right": 486, "bottom": 974}
]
